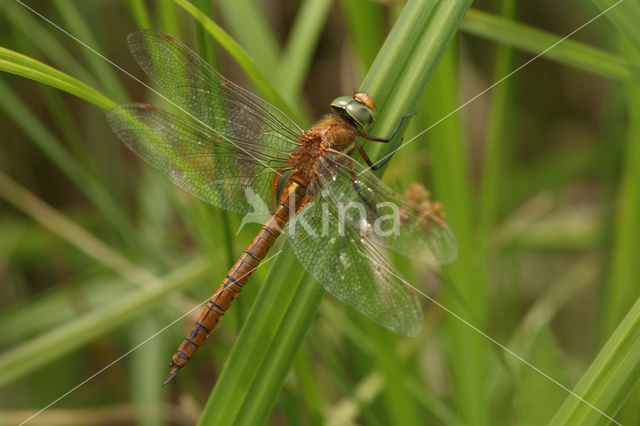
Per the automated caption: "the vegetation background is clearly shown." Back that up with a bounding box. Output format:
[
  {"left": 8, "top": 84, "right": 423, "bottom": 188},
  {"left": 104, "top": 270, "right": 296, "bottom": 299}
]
[{"left": 1, "top": 0, "right": 640, "bottom": 425}]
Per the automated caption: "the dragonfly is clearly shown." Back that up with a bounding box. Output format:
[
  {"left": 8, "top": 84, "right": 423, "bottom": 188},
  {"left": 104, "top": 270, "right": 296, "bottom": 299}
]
[{"left": 107, "top": 30, "right": 458, "bottom": 385}]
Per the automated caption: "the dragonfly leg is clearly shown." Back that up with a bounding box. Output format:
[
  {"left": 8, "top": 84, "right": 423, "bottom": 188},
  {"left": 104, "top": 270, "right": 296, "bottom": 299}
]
[
  {"left": 355, "top": 143, "right": 393, "bottom": 171},
  {"left": 349, "top": 160, "right": 379, "bottom": 217},
  {"left": 361, "top": 112, "right": 415, "bottom": 143},
  {"left": 357, "top": 112, "right": 415, "bottom": 171}
]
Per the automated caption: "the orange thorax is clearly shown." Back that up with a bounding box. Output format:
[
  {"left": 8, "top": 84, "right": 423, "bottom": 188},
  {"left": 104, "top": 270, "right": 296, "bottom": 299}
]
[{"left": 288, "top": 114, "right": 358, "bottom": 184}]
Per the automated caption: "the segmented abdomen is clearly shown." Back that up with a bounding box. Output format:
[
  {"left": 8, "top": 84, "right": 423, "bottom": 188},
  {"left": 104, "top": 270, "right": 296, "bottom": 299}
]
[{"left": 164, "top": 179, "right": 307, "bottom": 384}]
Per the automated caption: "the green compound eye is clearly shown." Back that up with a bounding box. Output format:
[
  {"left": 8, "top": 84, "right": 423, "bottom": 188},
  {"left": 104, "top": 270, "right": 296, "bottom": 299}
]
[
  {"left": 330, "top": 96, "right": 376, "bottom": 133},
  {"left": 346, "top": 102, "right": 375, "bottom": 132},
  {"left": 330, "top": 96, "right": 353, "bottom": 110}
]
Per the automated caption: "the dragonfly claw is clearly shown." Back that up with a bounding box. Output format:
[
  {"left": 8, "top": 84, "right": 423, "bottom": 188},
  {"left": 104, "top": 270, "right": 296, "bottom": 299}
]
[{"left": 162, "top": 365, "right": 181, "bottom": 386}]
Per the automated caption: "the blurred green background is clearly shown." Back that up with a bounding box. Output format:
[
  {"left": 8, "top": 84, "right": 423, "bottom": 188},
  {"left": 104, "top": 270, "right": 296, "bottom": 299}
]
[{"left": 1, "top": 0, "right": 640, "bottom": 425}]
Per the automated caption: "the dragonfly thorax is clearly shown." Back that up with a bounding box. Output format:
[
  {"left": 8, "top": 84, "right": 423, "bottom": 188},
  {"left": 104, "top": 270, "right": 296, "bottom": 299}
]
[{"left": 289, "top": 116, "right": 358, "bottom": 183}]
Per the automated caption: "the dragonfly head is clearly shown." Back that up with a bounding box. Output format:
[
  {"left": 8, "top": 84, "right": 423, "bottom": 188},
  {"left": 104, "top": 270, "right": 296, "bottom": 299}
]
[{"left": 330, "top": 93, "right": 376, "bottom": 134}]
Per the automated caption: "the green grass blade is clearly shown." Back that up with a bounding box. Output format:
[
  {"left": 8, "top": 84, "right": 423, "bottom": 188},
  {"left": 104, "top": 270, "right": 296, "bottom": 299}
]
[
  {"left": 515, "top": 329, "right": 568, "bottom": 424},
  {"left": 157, "top": 0, "right": 182, "bottom": 37},
  {"left": 476, "top": 3, "right": 515, "bottom": 418},
  {"left": 548, "top": 296, "right": 640, "bottom": 425},
  {"left": 197, "top": 248, "right": 307, "bottom": 426},
  {"left": 293, "top": 344, "right": 324, "bottom": 425},
  {"left": 171, "top": 0, "right": 298, "bottom": 122},
  {"left": 232, "top": 277, "right": 324, "bottom": 425},
  {"left": 0, "top": 168, "right": 199, "bottom": 333},
  {"left": 217, "top": 0, "right": 281, "bottom": 78},
  {"left": 341, "top": 0, "right": 385, "bottom": 71},
  {"left": 6, "top": 23, "right": 104, "bottom": 175},
  {"left": 425, "top": 45, "right": 488, "bottom": 425},
  {"left": 0, "top": 258, "right": 208, "bottom": 389},
  {"left": 0, "top": 170, "right": 153, "bottom": 290},
  {"left": 0, "top": 276, "right": 129, "bottom": 345},
  {"left": 275, "top": 0, "right": 333, "bottom": 102},
  {"left": 592, "top": 0, "right": 640, "bottom": 53},
  {"left": 547, "top": 7, "right": 640, "bottom": 425},
  {"left": 406, "top": 378, "right": 467, "bottom": 426},
  {"left": 0, "top": 80, "right": 137, "bottom": 242},
  {"left": 0, "top": 47, "right": 114, "bottom": 109},
  {"left": 364, "top": 0, "right": 473, "bottom": 168},
  {"left": 478, "top": 0, "right": 516, "bottom": 241},
  {"left": 604, "top": 37, "right": 640, "bottom": 425},
  {"left": 369, "top": 328, "right": 420, "bottom": 425},
  {"left": 125, "top": 0, "right": 152, "bottom": 29},
  {"left": 507, "top": 255, "right": 597, "bottom": 360},
  {"left": 0, "top": 172, "right": 207, "bottom": 391},
  {"left": 3, "top": 1, "right": 98, "bottom": 87},
  {"left": 52, "top": 0, "right": 128, "bottom": 102},
  {"left": 460, "top": 9, "right": 640, "bottom": 84},
  {"left": 37, "top": 86, "right": 93, "bottom": 166},
  {"left": 359, "top": 0, "right": 437, "bottom": 114},
  {"left": 130, "top": 315, "right": 164, "bottom": 426},
  {"left": 488, "top": 255, "right": 598, "bottom": 419},
  {"left": 193, "top": 0, "right": 217, "bottom": 65},
  {"left": 601, "top": 42, "right": 640, "bottom": 339}
]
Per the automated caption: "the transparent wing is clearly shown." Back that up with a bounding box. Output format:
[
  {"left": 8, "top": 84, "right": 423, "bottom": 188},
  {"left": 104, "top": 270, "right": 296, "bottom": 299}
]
[
  {"left": 127, "top": 30, "right": 302, "bottom": 155},
  {"left": 316, "top": 150, "right": 458, "bottom": 264},
  {"left": 107, "top": 104, "right": 289, "bottom": 214},
  {"left": 287, "top": 198, "right": 423, "bottom": 336}
]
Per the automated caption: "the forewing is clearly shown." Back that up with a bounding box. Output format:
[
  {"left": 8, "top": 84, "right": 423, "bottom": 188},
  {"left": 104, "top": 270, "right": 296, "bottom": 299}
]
[
  {"left": 317, "top": 151, "right": 458, "bottom": 264},
  {"left": 107, "top": 104, "right": 287, "bottom": 214},
  {"left": 287, "top": 198, "right": 423, "bottom": 336},
  {"left": 127, "top": 30, "right": 301, "bottom": 156}
]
